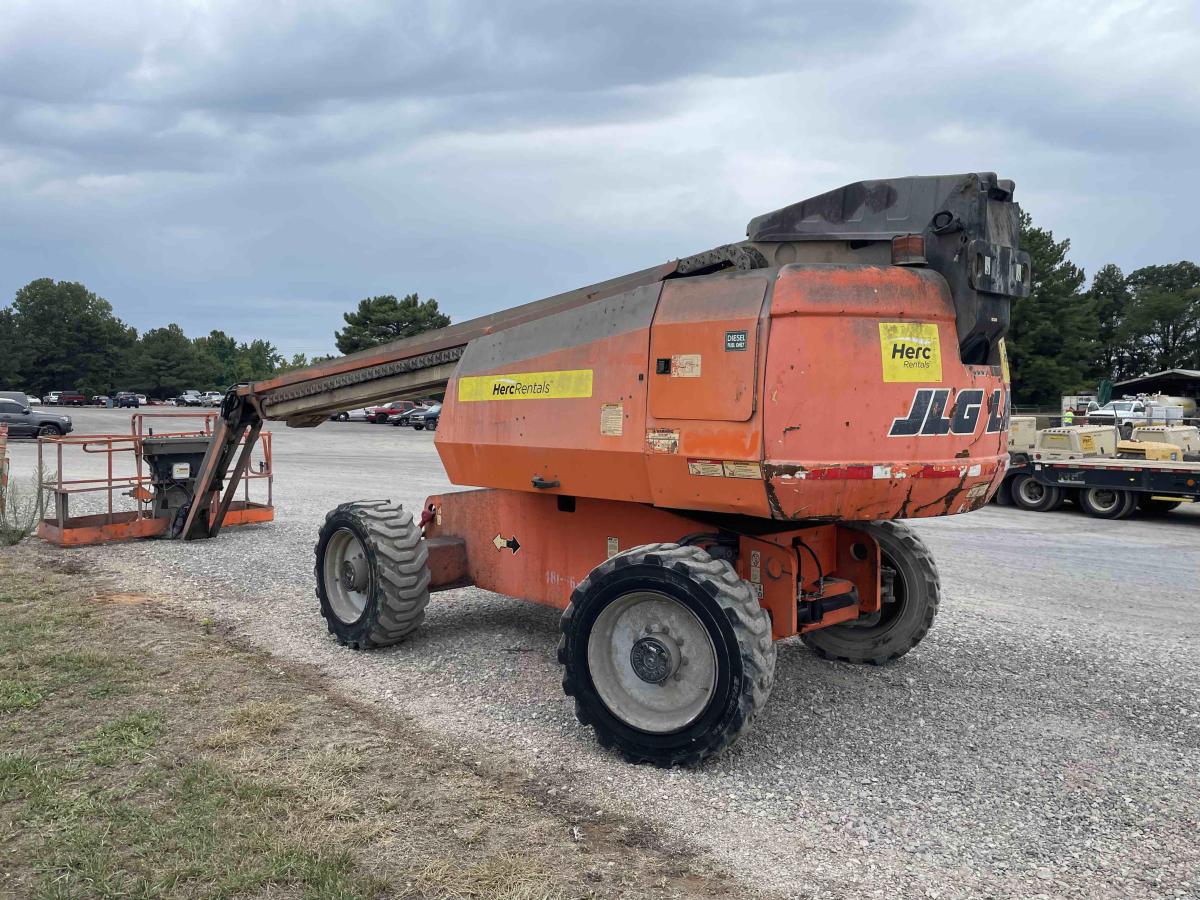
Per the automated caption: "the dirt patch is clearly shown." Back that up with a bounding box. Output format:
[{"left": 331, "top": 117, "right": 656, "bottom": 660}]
[{"left": 0, "top": 548, "right": 766, "bottom": 899}]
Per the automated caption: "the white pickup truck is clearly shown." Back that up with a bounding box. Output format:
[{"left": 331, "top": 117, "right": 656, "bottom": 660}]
[{"left": 1086, "top": 399, "right": 1178, "bottom": 437}]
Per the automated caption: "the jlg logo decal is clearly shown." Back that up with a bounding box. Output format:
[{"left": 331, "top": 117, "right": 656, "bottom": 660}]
[
  {"left": 879, "top": 323, "right": 942, "bottom": 382},
  {"left": 888, "top": 388, "right": 1008, "bottom": 437}
]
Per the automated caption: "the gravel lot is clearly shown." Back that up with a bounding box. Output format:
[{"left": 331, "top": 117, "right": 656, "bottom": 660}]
[{"left": 8, "top": 408, "right": 1200, "bottom": 899}]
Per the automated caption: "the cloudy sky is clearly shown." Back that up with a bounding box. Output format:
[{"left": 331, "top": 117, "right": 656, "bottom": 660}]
[{"left": 2, "top": 0, "right": 1197, "bottom": 357}]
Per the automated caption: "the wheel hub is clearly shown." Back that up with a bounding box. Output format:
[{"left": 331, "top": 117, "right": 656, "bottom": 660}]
[
  {"left": 629, "top": 633, "right": 680, "bottom": 683},
  {"left": 587, "top": 591, "right": 716, "bottom": 733},
  {"left": 341, "top": 557, "right": 367, "bottom": 591}
]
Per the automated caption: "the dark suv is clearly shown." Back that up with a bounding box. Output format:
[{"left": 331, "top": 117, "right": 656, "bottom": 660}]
[
  {"left": 0, "top": 399, "right": 73, "bottom": 437},
  {"left": 115, "top": 391, "right": 140, "bottom": 408}
]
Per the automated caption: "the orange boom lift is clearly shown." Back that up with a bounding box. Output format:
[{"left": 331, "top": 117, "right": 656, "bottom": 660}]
[{"left": 186, "top": 173, "right": 1028, "bottom": 765}]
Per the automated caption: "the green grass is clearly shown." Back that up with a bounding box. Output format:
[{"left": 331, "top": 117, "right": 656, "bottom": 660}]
[
  {"left": 0, "top": 677, "right": 45, "bottom": 711},
  {"left": 79, "top": 712, "right": 166, "bottom": 766},
  {"left": 0, "top": 552, "right": 716, "bottom": 900}
]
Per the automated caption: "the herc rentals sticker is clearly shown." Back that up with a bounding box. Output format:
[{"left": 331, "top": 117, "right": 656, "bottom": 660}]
[
  {"left": 457, "top": 369, "right": 593, "bottom": 402},
  {"left": 879, "top": 323, "right": 942, "bottom": 382}
]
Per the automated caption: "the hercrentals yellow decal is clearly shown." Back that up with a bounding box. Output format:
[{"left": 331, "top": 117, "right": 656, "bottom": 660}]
[
  {"left": 878, "top": 322, "right": 942, "bottom": 382},
  {"left": 457, "top": 369, "right": 594, "bottom": 402}
]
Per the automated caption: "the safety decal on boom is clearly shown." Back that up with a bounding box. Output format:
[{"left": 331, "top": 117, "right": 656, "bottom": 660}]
[
  {"left": 458, "top": 369, "right": 593, "bottom": 402},
  {"left": 888, "top": 388, "right": 1008, "bottom": 437},
  {"left": 879, "top": 323, "right": 942, "bottom": 383}
]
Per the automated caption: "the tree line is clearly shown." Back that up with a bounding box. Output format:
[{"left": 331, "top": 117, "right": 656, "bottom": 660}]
[
  {"left": 0, "top": 280, "right": 449, "bottom": 399},
  {"left": 1012, "top": 216, "right": 1198, "bottom": 406},
  {"left": 0, "top": 221, "right": 1194, "bottom": 406}
]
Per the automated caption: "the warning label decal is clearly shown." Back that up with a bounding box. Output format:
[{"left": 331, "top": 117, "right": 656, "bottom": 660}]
[
  {"left": 600, "top": 403, "right": 623, "bottom": 436},
  {"left": 646, "top": 429, "right": 680, "bottom": 454},
  {"left": 878, "top": 323, "right": 942, "bottom": 383},
  {"left": 687, "top": 459, "right": 724, "bottom": 477},
  {"left": 671, "top": 354, "right": 702, "bottom": 378},
  {"left": 686, "top": 458, "right": 763, "bottom": 479},
  {"left": 458, "top": 369, "right": 593, "bottom": 402},
  {"left": 722, "top": 461, "right": 763, "bottom": 479}
]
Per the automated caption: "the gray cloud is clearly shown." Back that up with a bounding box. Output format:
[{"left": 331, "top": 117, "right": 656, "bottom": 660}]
[{"left": 1, "top": 0, "right": 1197, "bottom": 355}]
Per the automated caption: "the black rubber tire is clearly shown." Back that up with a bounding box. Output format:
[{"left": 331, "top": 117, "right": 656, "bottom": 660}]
[
  {"left": 1077, "top": 487, "right": 1137, "bottom": 520},
  {"left": 412, "top": 424, "right": 425, "bottom": 431},
  {"left": 334, "top": 412, "right": 349, "bottom": 422},
  {"left": 558, "top": 543, "right": 775, "bottom": 767},
  {"left": 800, "top": 521, "right": 940, "bottom": 665},
  {"left": 1138, "top": 496, "right": 1182, "bottom": 515},
  {"left": 1010, "top": 474, "right": 1063, "bottom": 512},
  {"left": 993, "top": 475, "right": 1015, "bottom": 506},
  {"left": 314, "top": 500, "right": 430, "bottom": 650},
  {"left": 1119, "top": 424, "right": 1134, "bottom": 440},
  {"left": 37, "top": 424, "right": 62, "bottom": 437}
]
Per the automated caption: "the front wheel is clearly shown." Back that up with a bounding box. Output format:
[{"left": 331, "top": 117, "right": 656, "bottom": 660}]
[
  {"left": 800, "top": 521, "right": 940, "bottom": 665},
  {"left": 559, "top": 544, "right": 775, "bottom": 767},
  {"left": 314, "top": 500, "right": 431, "bottom": 650},
  {"left": 334, "top": 412, "right": 349, "bottom": 422},
  {"left": 37, "top": 424, "right": 62, "bottom": 437}
]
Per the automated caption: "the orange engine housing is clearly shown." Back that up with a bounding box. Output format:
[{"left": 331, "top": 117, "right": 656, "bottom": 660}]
[{"left": 434, "top": 263, "right": 1008, "bottom": 522}]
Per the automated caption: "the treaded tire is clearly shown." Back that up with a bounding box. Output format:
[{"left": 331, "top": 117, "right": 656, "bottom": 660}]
[
  {"left": 1077, "top": 487, "right": 1136, "bottom": 519},
  {"left": 1011, "top": 474, "right": 1063, "bottom": 511},
  {"left": 558, "top": 543, "right": 775, "bottom": 767},
  {"left": 800, "top": 521, "right": 940, "bottom": 665},
  {"left": 314, "top": 500, "right": 430, "bottom": 650}
]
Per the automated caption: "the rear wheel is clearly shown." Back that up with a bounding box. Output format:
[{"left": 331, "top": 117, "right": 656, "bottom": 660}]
[
  {"left": 559, "top": 543, "right": 775, "bottom": 767},
  {"left": 1077, "top": 487, "right": 1137, "bottom": 519},
  {"left": 801, "top": 521, "right": 940, "bottom": 665},
  {"left": 314, "top": 500, "right": 430, "bottom": 650},
  {"left": 1011, "top": 474, "right": 1063, "bottom": 512}
]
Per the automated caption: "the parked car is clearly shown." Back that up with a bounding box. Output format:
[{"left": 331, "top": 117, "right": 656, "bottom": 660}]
[
  {"left": 409, "top": 403, "right": 441, "bottom": 431},
  {"left": 0, "top": 391, "right": 31, "bottom": 407},
  {"left": 46, "top": 390, "right": 86, "bottom": 406},
  {"left": 115, "top": 391, "right": 140, "bottom": 408},
  {"left": 330, "top": 408, "right": 370, "bottom": 422},
  {"left": 136, "top": 394, "right": 148, "bottom": 405},
  {"left": 91, "top": 395, "right": 110, "bottom": 406},
  {"left": 388, "top": 404, "right": 425, "bottom": 426},
  {"left": 26, "top": 396, "right": 41, "bottom": 406},
  {"left": 178, "top": 390, "right": 204, "bottom": 406},
  {"left": 366, "top": 401, "right": 414, "bottom": 424},
  {"left": 200, "top": 391, "right": 224, "bottom": 407},
  {"left": 0, "top": 398, "right": 73, "bottom": 437}
]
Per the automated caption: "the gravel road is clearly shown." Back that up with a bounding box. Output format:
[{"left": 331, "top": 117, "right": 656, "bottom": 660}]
[{"left": 8, "top": 409, "right": 1199, "bottom": 899}]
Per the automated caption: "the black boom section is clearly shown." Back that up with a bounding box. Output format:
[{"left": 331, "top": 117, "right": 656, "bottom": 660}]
[{"left": 745, "top": 173, "right": 1031, "bottom": 365}]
